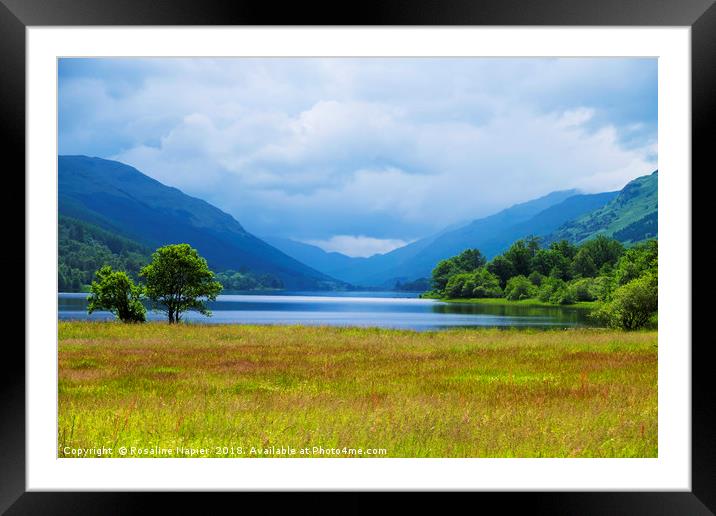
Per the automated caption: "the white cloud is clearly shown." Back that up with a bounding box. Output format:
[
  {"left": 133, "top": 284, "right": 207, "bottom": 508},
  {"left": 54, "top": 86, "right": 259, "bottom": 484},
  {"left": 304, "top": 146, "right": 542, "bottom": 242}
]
[
  {"left": 557, "top": 107, "right": 595, "bottom": 128},
  {"left": 61, "top": 58, "right": 658, "bottom": 241},
  {"left": 305, "top": 235, "right": 412, "bottom": 258}
]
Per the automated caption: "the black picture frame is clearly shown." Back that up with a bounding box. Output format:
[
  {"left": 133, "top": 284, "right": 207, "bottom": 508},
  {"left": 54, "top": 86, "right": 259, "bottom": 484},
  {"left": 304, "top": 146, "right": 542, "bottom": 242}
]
[{"left": 2, "top": 0, "right": 711, "bottom": 513}]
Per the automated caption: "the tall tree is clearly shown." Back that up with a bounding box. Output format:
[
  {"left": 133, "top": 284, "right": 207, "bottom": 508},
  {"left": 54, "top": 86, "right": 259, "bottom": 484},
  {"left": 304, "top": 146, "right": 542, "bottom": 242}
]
[
  {"left": 453, "top": 248, "right": 487, "bottom": 272},
  {"left": 503, "top": 239, "right": 537, "bottom": 277},
  {"left": 578, "top": 235, "right": 624, "bottom": 273},
  {"left": 487, "top": 255, "right": 516, "bottom": 289},
  {"left": 140, "top": 244, "right": 222, "bottom": 323}
]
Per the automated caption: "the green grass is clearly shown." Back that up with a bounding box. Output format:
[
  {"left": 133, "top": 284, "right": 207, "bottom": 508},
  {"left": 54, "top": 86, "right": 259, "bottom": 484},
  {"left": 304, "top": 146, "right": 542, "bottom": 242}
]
[
  {"left": 441, "top": 297, "right": 600, "bottom": 309},
  {"left": 58, "top": 321, "right": 657, "bottom": 458}
]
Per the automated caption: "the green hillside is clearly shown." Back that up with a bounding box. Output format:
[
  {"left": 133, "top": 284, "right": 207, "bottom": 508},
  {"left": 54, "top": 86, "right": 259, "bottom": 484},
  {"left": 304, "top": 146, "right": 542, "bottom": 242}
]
[
  {"left": 58, "top": 216, "right": 286, "bottom": 293},
  {"left": 59, "top": 216, "right": 151, "bottom": 292},
  {"left": 59, "top": 156, "right": 346, "bottom": 290},
  {"left": 547, "top": 171, "right": 657, "bottom": 245}
]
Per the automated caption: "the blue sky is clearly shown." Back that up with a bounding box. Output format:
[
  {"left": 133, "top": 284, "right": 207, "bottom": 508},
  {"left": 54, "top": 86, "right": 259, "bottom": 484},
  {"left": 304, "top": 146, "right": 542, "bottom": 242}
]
[{"left": 59, "top": 58, "right": 657, "bottom": 257}]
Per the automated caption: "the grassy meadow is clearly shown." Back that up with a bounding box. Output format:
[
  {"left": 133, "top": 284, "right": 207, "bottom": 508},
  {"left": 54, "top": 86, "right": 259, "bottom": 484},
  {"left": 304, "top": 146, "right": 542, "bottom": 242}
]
[{"left": 58, "top": 321, "right": 657, "bottom": 458}]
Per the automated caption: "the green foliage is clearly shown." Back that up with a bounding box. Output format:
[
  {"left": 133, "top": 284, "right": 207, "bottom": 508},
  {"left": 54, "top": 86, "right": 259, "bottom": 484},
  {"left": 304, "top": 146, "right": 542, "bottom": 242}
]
[
  {"left": 440, "top": 268, "right": 503, "bottom": 299},
  {"left": 87, "top": 265, "right": 146, "bottom": 323},
  {"left": 528, "top": 271, "right": 544, "bottom": 286},
  {"left": 535, "top": 252, "right": 565, "bottom": 279},
  {"left": 551, "top": 286, "right": 576, "bottom": 305},
  {"left": 503, "top": 237, "right": 540, "bottom": 277},
  {"left": 431, "top": 259, "right": 461, "bottom": 292},
  {"left": 592, "top": 273, "right": 657, "bottom": 330},
  {"left": 537, "top": 277, "right": 565, "bottom": 303},
  {"left": 453, "top": 248, "right": 487, "bottom": 271},
  {"left": 549, "top": 240, "right": 578, "bottom": 260},
  {"left": 567, "top": 278, "right": 601, "bottom": 302},
  {"left": 471, "top": 268, "right": 503, "bottom": 298},
  {"left": 532, "top": 249, "right": 554, "bottom": 276},
  {"left": 612, "top": 212, "right": 658, "bottom": 243},
  {"left": 431, "top": 248, "right": 486, "bottom": 291},
  {"left": 429, "top": 232, "right": 657, "bottom": 319},
  {"left": 58, "top": 217, "right": 151, "bottom": 292},
  {"left": 487, "top": 255, "right": 516, "bottom": 289},
  {"left": 591, "top": 276, "right": 614, "bottom": 302},
  {"left": 572, "top": 248, "right": 598, "bottom": 278},
  {"left": 572, "top": 235, "right": 624, "bottom": 277},
  {"left": 140, "top": 244, "right": 223, "bottom": 324},
  {"left": 59, "top": 216, "right": 283, "bottom": 297},
  {"left": 444, "top": 273, "right": 473, "bottom": 298},
  {"left": 215, "top": 269, "right": 284, "bottom": 291},
  {"left": 613, "top": 240, "right": 658, "bottom": 287},
  {"left": 504, "top": 275, "right": 535, "bottom": 301},
  {"left": 535, "top": 277, "right": 577, "bottom": 304}
]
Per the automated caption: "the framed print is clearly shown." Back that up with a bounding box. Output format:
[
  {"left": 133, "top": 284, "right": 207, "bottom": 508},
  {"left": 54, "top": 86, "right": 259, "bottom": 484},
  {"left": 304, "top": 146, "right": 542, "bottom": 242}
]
[{"left": 2, "top": 0, "right": 713, "bottom": 512}]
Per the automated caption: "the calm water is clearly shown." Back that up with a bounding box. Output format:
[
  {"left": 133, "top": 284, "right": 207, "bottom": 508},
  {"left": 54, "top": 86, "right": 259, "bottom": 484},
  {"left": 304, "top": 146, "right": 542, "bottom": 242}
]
[{"left": 58, "top": 291, "right": 597, "bottom": 330}]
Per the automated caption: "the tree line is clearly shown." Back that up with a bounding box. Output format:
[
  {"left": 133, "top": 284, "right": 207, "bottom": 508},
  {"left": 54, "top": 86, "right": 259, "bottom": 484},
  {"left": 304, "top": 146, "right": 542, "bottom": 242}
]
[
  {"left": 214, "top": 269, "right": 283, "bottom": 291},
  {"left": 87, "top": 243, "right": 222, "bottom": 324},
  {"left": 426, "top": 235, "right": 657, "bottom": 330},
  {"left": 59, "top": 217, "right": 150, "bottom": 291},
  {"left": 60, "top": 216, "right": 281, "bottom": 293}
]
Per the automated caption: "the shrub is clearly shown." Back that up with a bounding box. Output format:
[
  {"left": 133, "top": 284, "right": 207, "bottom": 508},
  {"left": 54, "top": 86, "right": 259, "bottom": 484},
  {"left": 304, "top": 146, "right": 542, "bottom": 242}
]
[
  {"left": 444, "top": 273, "right": 471, "bottom": 298},
  {"left": 568, "top": 278, "right": 599, "bottom": 302},
  {"left": 550, "top": 286, "right": 576, "bottom": 305},
  {"left": 590, "top": 276, "right": 614, "bottom": 301},
  {"left": 528, "top": 271, "right": 544, "bottom": 286},
  {"left": 471, "top": 268, "right": 503, "bottom": 298},
  {"left": 461, "top": 279, "right": 477, "bottom": 298},
  {"left": 613, "top": 239, "right": 658, "bottom": 287},
  {"left": 537, "top": 277, "right": 565, "bottom": 303},
  {"left": 591, "top": 273, "right": 657, "bottom": 330},
  {"left": 505, "top": 275, "right": 534, "bottom": 301}
]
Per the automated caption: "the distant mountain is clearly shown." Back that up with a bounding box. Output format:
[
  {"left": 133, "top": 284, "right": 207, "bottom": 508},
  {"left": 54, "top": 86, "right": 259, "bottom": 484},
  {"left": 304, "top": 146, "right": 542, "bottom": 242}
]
[
  {"left": 289, "top": 189, "right": 617, "bottom": 287},
  {"left": 263, "top": 221, "right": 466, "bottom": 288},
  {"left": 262, "top": 237, "right": 360, "bottom": 278},
  {"left": 58, "top": 155, "right": 346, "bottom": 290},
  {"left": 546, "top": 171, "right": 657, "bottom": 245},
  {"left": 391, "top": 191, "right": 619, "bottom": 278}
]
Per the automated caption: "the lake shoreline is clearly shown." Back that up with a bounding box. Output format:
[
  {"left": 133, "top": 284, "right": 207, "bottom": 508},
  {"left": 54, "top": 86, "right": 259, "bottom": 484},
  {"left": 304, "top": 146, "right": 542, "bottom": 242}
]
[
  {"left": 59, "top": 292, "right": 603, "bottom": 330},
  {"left": 437, "top": 297, "right": 600, "bottom": 309}
]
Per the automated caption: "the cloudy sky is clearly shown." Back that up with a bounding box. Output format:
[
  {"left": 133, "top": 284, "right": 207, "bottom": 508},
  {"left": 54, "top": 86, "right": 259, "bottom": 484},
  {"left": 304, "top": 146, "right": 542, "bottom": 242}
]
[{"left": 58, "top": 58, "right": 657, "bottom": 257}]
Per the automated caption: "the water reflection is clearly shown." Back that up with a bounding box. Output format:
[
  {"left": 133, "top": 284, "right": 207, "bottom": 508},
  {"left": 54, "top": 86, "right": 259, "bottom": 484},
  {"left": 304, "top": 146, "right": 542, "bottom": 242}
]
[{"left": 58, "top": 292, "right": 597, "bottom": 330}]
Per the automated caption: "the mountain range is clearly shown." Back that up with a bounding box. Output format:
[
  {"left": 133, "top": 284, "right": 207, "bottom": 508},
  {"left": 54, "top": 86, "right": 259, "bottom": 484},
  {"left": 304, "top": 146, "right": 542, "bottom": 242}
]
[
  {"left": 267, "top": 182, "right": 652, "bottom": 287},
  {"left": 58, "top": 155, "right": 657, "bottom": 291},
  {"left": 58, "top": 155, "right": 345, "bottom": 290}
]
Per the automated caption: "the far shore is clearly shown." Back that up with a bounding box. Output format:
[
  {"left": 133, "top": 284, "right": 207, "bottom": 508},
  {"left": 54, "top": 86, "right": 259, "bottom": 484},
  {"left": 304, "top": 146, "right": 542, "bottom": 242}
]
[{"left": 434, "top": 297, "right": 600, "bottom": 309}]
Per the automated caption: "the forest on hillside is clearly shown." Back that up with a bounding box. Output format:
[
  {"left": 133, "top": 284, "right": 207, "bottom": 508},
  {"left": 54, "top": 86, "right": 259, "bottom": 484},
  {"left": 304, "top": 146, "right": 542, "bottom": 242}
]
[{"left": 59, "top": 217, "right": 283, "bottom": 293}]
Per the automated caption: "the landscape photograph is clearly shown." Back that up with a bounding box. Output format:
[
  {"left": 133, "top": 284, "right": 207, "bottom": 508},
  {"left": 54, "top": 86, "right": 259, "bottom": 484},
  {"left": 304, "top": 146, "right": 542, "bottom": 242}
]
[{"left": 57, "top": 57, "right": 658, "bottom": 458}]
